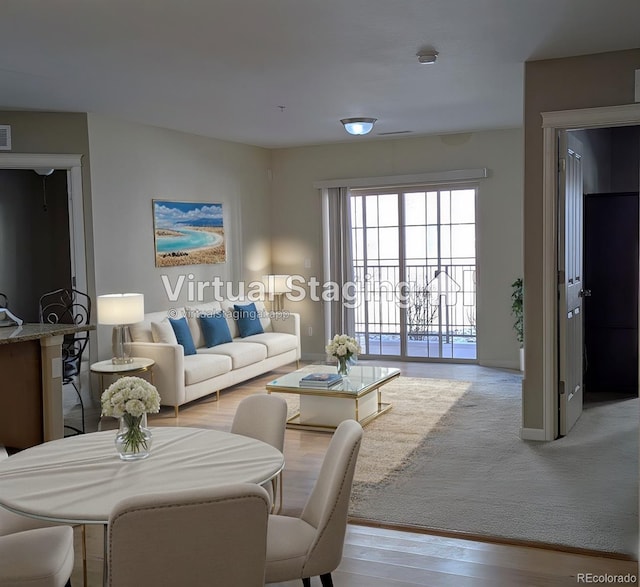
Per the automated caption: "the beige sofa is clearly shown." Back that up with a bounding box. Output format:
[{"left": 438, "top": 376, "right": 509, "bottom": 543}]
[{"left": 128, "top": 300, "right": 300, "bottom": 415}]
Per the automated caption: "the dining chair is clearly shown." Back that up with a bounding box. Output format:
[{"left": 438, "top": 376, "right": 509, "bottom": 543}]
[
  {"left": 107, "top": 483, "right": 271, "bottom": 587},
  {"left": 231, "top": 393, "right": 288, "bottom": 511},
  {"left": 39, "top": 288, "right": 92, "bottom": 435},
  {"left": 0, "top": 525, "right": 74, "bottom": 587},
  {"left": 264, "top": 419, "right": 363, "bottom": 587},
  {"left": 0, "top": 446, "right": 76, "bottom": 580}
]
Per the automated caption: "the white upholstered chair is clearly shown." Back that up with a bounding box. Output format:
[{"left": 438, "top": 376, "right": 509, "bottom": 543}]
[
  {"left": 265, "top": 419, "right": 363, "bottom": 587},
  {"left": 0, "top": 445, "right": 74, "bottom": 587},
  {"left": 107, "top": 483, "right": 271, "bottom": 587},
  {"left": 231, "top": 393, "right": 288, "bottom": 511},
  {"left": 0, "top": 526, "right": 74, "bottom": 587}
]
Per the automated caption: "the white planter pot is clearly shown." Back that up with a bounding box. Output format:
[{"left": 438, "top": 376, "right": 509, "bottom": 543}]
[{"left": 519, "top": 347, "right": 525, "bottom": 372}]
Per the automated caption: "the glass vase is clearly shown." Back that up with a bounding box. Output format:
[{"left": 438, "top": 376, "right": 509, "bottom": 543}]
[
  {"left": 337, "top": 356, "right": 351, "bottom": 376},
  {"left": 115, "top": 413, "right": 152, "bottom": 461}
]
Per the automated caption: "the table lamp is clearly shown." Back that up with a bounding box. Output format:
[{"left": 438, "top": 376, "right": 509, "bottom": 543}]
[
  {"left": 264, "top": 274, "right": 291, "bottom": 313},
  {"left": 97, "top": 293, "right": 145, "bottom": 364}
]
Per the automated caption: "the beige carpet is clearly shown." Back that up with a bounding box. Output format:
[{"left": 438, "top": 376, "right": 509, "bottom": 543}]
[
  {"left": 351, "top": 377, "right": 470, "bottom": 485},
  {"left": 280, "top": 374, "right": 470, "bottom": 484},
  {"left": 281, "top": 372, "right": 639, "bottom": 556}
]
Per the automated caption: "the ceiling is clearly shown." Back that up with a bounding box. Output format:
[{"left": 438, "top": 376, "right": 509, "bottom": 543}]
[{"left": 1, "top": 0, "right": 639, "bottom": 149}]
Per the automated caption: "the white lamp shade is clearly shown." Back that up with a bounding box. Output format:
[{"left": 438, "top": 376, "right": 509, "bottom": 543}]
[
  {"left": 263, "top": 274, "right": 291, "bottom": 294},
  {"left": 97, "top": 293, "right": 145, "bottom": 325}
]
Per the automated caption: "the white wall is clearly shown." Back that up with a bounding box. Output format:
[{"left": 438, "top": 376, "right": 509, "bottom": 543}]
[
  {"left": 85, "top": 118, "right": 523, "bottom": 367},
  {"left": 270, "top": 129, "right": 523, "bottom": 367},
  {"left": 87, "top": 114, "right": 272, "bottom": 359}
]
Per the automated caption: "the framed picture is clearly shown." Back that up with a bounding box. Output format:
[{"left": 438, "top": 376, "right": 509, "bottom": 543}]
[{"left": 152, "top": 200, "right": 226, "bottom": 267}]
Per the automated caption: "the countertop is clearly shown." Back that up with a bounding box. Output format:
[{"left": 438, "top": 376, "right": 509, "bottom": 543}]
[{"left": 0, "top": 323, "right": 95, "bottom": 345}]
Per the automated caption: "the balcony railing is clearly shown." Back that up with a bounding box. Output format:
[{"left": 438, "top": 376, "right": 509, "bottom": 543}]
[{"left": 351, "top": 263, "right": 476, "bottom": 359}]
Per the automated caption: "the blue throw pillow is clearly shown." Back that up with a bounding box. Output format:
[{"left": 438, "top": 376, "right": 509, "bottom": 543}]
[
  {"left": 199, "top": 312, "right": 233, "bottom": 347},
  {"left": 168, "top": 316, "right": 197, "bottom": 356},
  {"left": 234, "top": 302, "right": 264, "bottom": 338}
]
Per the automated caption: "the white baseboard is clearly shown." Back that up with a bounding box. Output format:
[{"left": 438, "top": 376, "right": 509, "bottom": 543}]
[
  {"left": 301, "top": 352, "right": 327, "bottom": 362},
  {"left": 478, "top": 359, "right": 519, "bottom": 370},
  {"left": 520, "top": 427, "right": 547, "bottom": 441}
]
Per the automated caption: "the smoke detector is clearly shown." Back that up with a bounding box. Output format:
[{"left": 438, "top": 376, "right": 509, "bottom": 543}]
[{"left": 416, "top": 50, "right": 438, "bottom": 65}]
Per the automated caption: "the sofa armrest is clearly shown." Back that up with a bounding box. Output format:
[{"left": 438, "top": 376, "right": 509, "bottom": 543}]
[
  {"left": 127, "top": 342, "right": 185, "bottom": 408},
  {"left": 271, "top": 312, "right": 301, "bottom": 359},
  {"left": 271, "top": 311, "right": 300, "bottom": 336}
]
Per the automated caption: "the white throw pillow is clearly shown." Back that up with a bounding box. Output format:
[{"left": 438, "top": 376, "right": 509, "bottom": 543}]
[{"left": 151, "top": 319, "right": 178, "bottom": 344}]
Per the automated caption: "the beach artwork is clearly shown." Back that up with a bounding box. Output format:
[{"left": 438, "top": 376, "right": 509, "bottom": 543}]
[{"left": 152, "top": 200, "right": 226, "bottom": 267}]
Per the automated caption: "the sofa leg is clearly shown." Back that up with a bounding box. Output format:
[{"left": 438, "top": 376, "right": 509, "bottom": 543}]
[
  {"left": 302, "top": 579, "right": 311, "bottom": 587},
  {"left": 320, "top": 573, "right": 333, "bottom": 587},
  {"left": 174, "top": 406, "right": 179, "bottom": 418},
  {"left": 216, "top": 390, "right": 220, "bottom": 401},
  {"left": 296, "top": 359, "right": 301, "bottom": 369}
]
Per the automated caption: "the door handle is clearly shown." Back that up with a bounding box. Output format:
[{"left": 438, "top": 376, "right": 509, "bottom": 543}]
[{"left": 579, "top": 289, "right": 592, "bottom": 297}]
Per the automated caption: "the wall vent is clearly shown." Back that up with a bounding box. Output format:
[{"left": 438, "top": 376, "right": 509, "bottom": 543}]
[{"left": 0, "top": 125, "right": 11, "bottom": 150}]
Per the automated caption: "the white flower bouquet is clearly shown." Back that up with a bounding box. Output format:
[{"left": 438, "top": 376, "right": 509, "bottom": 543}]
[
  {"left": 325, "top": 334, "right": 361, "bottom": 374},
  {"left": 101, "top": 376, "right": 161, "bottom": 454}
]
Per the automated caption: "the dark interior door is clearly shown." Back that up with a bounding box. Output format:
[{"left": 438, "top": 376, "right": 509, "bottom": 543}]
[{"left": 583, "top": 192, "right": 639, "bottom": 395}]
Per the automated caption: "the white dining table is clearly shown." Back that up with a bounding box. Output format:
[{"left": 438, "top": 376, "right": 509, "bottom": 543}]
[
  {"left": 0, "top": 426, "right": 284, "bottom": 585},
  {"left": 0, "top": 426, "right": 284, "bottom": 523}
]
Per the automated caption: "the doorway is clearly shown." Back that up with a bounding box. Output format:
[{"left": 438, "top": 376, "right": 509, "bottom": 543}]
[
  {"left": 0, "top": 153, "right": 86, "bottom": 298},
  {"left": 577, "top": 125, "right": 640, "bottom": 398},
  {"left": 0, "top": 153, "right": 88, "bottom": 432},
  {"left": 539, "top": 105, "right": 640, "bottom": 440},
  {"left": 584, "top": 191, "right": 639, "bottom": 396},
  {"left": 0, "top": 169, "right": 73, "bottom": 321}
]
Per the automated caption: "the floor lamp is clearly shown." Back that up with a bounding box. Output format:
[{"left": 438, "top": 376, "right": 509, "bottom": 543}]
[{"left": 264, "top": 274, "right": 291, "bottom": 313}]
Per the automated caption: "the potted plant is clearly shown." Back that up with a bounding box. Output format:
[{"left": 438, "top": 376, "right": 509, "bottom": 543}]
[{"left": 511, "top": 278, "right": 524, "bottom": 371}]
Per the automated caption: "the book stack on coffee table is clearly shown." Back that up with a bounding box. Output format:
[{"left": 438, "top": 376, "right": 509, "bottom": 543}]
[{"left": 299, "top": 372, "right": 343, "bottom": 388}]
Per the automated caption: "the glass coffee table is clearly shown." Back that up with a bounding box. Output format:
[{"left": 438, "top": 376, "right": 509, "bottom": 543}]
[{"left": 266, "top": 364, "right": 400, "bottom": 431}]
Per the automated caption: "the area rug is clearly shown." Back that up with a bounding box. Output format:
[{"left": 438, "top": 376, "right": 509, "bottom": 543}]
[{"left": 281, "top": 372, "right": 639, "bottom": 556}]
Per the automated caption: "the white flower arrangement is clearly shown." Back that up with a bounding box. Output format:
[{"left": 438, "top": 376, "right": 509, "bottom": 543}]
[
  {"left": 102, "top": 376, "right": 161, "bottom": 455},
  {"left": 101, "top": 376, "right": 161, "bottom": 419},
  {"left": 325, "top": 334, "right": 361, "bottom": 360}
]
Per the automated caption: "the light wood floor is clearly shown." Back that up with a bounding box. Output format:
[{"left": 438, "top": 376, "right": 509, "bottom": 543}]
[{"left": 69, "top": 360, "right": 638, "bottom": 586}]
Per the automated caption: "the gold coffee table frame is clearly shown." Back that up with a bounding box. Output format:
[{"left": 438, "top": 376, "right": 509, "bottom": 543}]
[{"left": 266, "top": 365, "right": 399, "bottom": 431}]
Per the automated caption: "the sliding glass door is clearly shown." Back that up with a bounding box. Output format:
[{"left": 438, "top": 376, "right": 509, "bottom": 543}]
[{"left": 350, "top": 185, "right": 477, "bottom": 361}]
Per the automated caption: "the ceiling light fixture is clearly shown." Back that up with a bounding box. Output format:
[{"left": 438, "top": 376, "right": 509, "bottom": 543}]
[
  {"left": 340, "top": 117, "right": 377, "bottom": 136},
  {"left": 416, "top": 50, "right": 438, "bottom": 65}
]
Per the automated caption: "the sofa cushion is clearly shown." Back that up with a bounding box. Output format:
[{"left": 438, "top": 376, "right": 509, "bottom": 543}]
[
  {"left": 240, "top": 332, "right": 299, "bottom": 358},
  {"left": 169, "top": 317, "right": 197, "bottom": 356},
  {"left": 184, "top": 353, "right": 231, "bottom": 385},
  {"left": 129, "top": 310, "right": 178, "bottom": 343},
  {"left": 151, "top": 319, "right": 178, "bottom": 344},
  {"left": 199, "top": 313, "right": 233, "bottom": 347},
  {"left": 200, "top": 341, "right": 267, "bottom": 369},
  {"left": 185, "top": 302, "right": 223, "bottom": 348},
  {"left": 234, "top": 302, "right": 264, "bottom": 337},
  {"left": 221, "top": 300, "right": 271, "bottom": 338}
]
